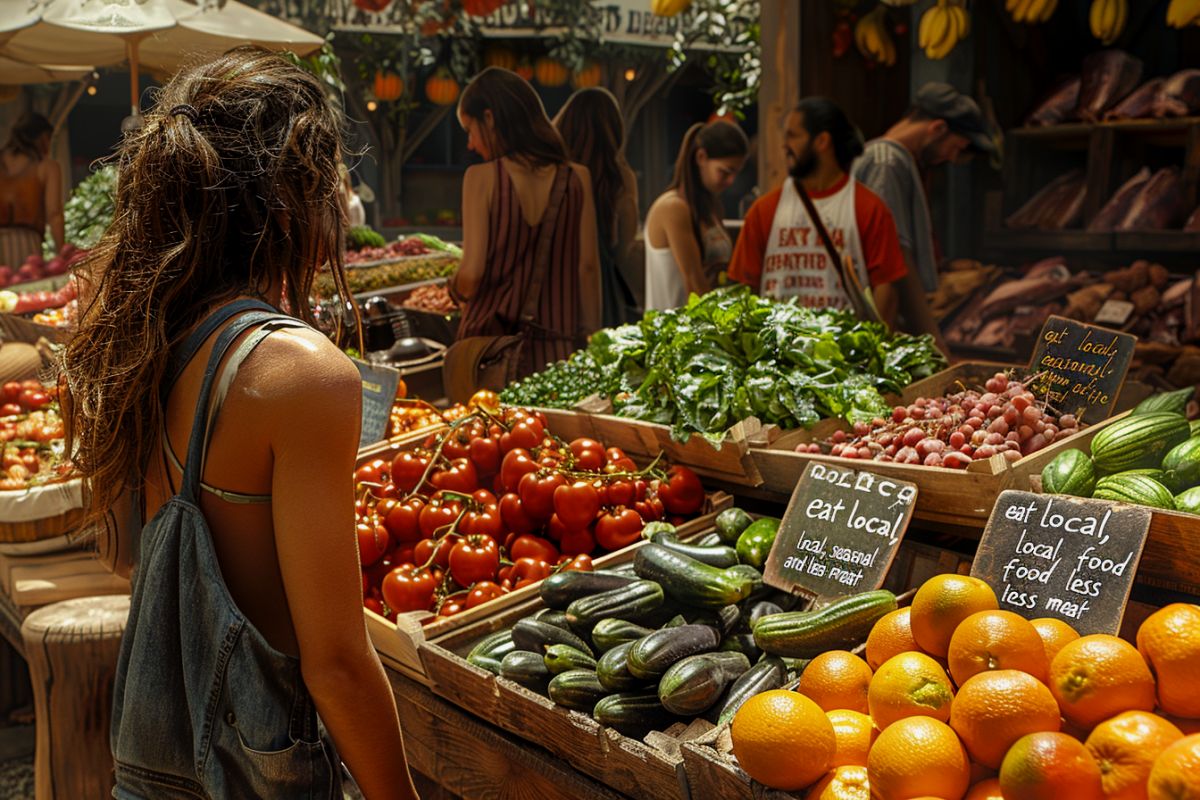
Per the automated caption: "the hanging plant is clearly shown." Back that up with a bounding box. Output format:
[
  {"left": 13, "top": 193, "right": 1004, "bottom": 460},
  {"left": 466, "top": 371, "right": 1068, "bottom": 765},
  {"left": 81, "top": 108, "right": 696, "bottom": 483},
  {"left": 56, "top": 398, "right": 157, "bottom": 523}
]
[
  {"left": 425, "top": 69, "right": 461, "bottom": 105},
  {"left": 534, "top": 57, "right": 569, "bottom": 87},
  {"left": 462, "top": 0, "right": 506, "bottom": 17},
  {"left": 373, "top": 70, "right": 405, "bottom": 101},
  {"left": 571, "top": 61, "right": 603, "bottom": 89},
  {"left": 483, "top": 47, "right": 517, "bottom": 71}
]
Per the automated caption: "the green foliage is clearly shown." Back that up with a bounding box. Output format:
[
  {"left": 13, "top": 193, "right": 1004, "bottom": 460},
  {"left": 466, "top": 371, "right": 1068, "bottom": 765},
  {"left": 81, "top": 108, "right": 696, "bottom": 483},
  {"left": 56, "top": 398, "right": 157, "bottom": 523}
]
[
  {"left": 61, "top": 165, "right": 118, "bottom": 251},
  {"left": 346, "top": 225, "right": 387, "bottom": 250},
  {"left": 284, "top": 38, "right": 346, "bottom": 93}
]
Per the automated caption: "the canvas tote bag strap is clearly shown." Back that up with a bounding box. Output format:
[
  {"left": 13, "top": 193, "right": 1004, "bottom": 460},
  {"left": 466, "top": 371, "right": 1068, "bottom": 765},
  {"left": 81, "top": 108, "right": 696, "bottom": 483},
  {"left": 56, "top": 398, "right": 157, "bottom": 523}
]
[
  {"left": 517, "top": 163, "right": 571, "bottom": 324},
  {"left": 794, "top": 181, "right": 882, "bottom": 323}
]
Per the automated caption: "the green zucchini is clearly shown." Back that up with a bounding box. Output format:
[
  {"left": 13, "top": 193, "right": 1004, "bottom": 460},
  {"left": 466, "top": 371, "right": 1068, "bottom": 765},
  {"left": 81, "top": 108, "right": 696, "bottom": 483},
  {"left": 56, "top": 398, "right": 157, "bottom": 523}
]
[
  {"left": 627, "top": 624, "right": 720, "bottom": 680},
  {"left": 658, "top": 652, "right": 751, "bottom": 716},
  {"left": 1093, "top": 474, "right": 1176, "bottom": 510},
  {"left": 593, "top": 691, "right": 674, "bottom": 736},
  {"left": 511, "top": 618, "right": 594, "bottom": 656},
  {"left": 685, "top": 604, "right": 742, "bottom": 638},
  {"left": 649, "top": 529, "right": 740, "bottom": 568},
  {"left": 633, "top": 544, "right": 755, "bottom": 609},
  {"left": 735, "top": 518, "right": 780, "bottom": 569},
  {"left": 753, "top": 590, "right": 898, "bottom": 658},
  {"left": 533, "top": 608, "right": 572, "bottom": 629},
  {"left": 727, "top": 564, "right": 766, "bottom": 600},
  {"left": 499, "top": 651, "right": 550, "bottom": 688},
  {"left": 696, "top": 532, "right": 725, "bottom": 548},
  {"left": 719, "top": 633, "right": 762, "bottom": 663},
  {"left": 716, "top": 656, "right": 788, "bottom": 725},
  {"left": 591, "top": 618, "right": 656, "bottom": 653},
  {"left": 1175, "top": 486, "right": 1200, "bottom": 515},
  {"left": 539, "top": 570, "right": 640, "bottom": 610},
  {"left": 565, "top": 580, "right": 665, "bottom": 633},
  {"left": 1041, "top": 449, "right": 1096, "bottom": 497},
  {"left": 1162, "top": 436, "right": 1200, "bottom": 492},
  {"left": 596, "top": 641, "right": 645, "bottom": 692},
  {"left": 715, "top": 507, "right": 755, "bottom": 545},
  {"left": 466, "top": 630, "right": 516, "bottom": 674},
  {"left": 548, "top": 670, "right": 607, "bottom": 711},
  {"left": 544, "top": 644, "right": 598, "bottom": 675},
  {"left": 1192, "top": 420, "right": 1200, "bottom": 437},
  {"left": 1091, "top": 412, "right": 1191, "bottom": 473},
  {"left": 1132, "top": 387, "right": 1195, "bottom": 417}
]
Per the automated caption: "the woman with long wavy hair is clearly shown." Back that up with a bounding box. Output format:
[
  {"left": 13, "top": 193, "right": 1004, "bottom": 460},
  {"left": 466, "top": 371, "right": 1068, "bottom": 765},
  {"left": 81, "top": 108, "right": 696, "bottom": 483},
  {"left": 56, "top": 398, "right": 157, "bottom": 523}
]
[{"left": 62, "top": 47, "right": 417, "bottom": 799}]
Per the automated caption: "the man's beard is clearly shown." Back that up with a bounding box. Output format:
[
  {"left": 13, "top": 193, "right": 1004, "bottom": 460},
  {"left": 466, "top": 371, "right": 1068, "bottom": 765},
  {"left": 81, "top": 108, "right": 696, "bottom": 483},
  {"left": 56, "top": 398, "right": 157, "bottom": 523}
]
[{"left": 787, "top": 146, "right": 817, "bottom": 181}]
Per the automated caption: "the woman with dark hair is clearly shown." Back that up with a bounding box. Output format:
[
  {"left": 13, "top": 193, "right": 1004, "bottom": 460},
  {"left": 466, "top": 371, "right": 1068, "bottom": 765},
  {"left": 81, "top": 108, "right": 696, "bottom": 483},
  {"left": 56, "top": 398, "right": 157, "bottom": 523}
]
[
  {"left": 0, "top": 112, "right": 63, "bottom": 266},
  {"left": 63, "top": 47, "right": 417, "bottom": 799},
  {"left": 643, "top": 120, "right": 748, "bottom": 311},
  {"left": 450, "top": 67, "right": 600, "bottom": 386},
  {"left": 553, "top": 87, "right": 639, "bottom": 326}
]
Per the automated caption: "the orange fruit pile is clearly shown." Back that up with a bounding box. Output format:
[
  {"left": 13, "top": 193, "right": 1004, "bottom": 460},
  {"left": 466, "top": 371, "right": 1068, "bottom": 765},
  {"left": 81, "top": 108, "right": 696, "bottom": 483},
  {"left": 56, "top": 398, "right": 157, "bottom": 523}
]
[{"left": 727, "top": 572, "right": 1200, "bottom": 799}]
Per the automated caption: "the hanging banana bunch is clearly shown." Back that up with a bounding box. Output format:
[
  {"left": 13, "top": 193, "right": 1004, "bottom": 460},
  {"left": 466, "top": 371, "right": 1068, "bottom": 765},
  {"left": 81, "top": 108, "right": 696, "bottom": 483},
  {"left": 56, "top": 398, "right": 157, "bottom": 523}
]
[
  {"left": 1165, "top": 0, "right": 1200, "bottom": 27},
  {"left": 1089, "top": 0, "right": 1128, "bottom": 43},
  {"left": 1007, "top": 0, "right": 1058, "bottom": 24},
  {"left": 856, "top": 5, "right": 897, "bottom": 67},
  {"left": 919, "top": 0, "right": 970, "bottom": 61}
]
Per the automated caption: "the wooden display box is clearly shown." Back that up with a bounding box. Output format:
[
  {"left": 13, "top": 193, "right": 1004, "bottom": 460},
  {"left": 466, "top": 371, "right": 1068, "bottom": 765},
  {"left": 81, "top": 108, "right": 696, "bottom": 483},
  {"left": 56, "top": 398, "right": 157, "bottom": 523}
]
[{"left": 748, "top": 362, "right": 1150, "bottom": 530}]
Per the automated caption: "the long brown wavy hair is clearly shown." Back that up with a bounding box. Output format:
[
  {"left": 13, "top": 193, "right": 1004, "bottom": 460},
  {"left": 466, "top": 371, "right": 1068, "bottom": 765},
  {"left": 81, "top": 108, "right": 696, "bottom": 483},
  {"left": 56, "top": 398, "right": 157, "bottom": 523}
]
[
  {"left": 668, "top": 120, "right": 748, "bottom": 250},
  {"left": 553, "top": 88, "right": 629, "bottom": 247},
  {"left": 63, "top": 46, "right": 353, "bottom": 528},
  {"left": 458, "top": 67, "right": 568, "bottom": 168}
]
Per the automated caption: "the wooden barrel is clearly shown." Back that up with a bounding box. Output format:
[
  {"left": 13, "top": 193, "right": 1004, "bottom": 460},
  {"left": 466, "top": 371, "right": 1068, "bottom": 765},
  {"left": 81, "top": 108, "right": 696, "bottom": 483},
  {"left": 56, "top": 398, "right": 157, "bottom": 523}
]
[{"left": 21, "top": 594, "right": 129, "bottom": 800}]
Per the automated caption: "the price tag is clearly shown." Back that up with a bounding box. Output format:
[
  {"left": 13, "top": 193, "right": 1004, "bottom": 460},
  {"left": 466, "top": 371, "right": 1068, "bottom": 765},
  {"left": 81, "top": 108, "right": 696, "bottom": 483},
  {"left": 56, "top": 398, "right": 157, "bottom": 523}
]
[
  {"left": 1028, "top": 315, "right": 1136, "bottom": 423},
  {"left": 763, "top": 462, "right": 917, "bottom": 601},
  {"left": 971, "top": 490, "right": 1150, "bottom": 636},
  {"left": 352, "top": 357, "right": 401, "bottom": 448},
  {"left": 1094, "top": 300, "right": 1135, "bottom": 327}
]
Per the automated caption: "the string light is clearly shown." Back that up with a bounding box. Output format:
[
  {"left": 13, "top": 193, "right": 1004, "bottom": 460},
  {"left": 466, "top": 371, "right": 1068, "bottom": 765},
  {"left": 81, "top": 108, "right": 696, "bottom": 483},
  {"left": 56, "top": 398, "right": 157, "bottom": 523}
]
[
  {"left": 367, "top": 100, "right": 378, "bottom": 111},
  {"left": 624, "top": 68, "right": 636, "bottom": 82},
  {"left": 86, "top": 85, "right": 97, "bottom": 96}
]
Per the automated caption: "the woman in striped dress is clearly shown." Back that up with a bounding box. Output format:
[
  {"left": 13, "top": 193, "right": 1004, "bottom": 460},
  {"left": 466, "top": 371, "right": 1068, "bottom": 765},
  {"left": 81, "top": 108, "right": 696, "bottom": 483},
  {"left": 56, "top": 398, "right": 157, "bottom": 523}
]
[
  {"left": 451, "top": 68, "right": 601, "bottom": 378},
  {"left": 0, "top": 114, "right": 63, "bottom": 268}
]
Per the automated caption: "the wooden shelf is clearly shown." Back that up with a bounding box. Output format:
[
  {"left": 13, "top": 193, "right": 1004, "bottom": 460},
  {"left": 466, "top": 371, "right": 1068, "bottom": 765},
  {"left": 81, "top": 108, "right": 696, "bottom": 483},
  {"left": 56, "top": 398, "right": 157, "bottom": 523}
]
[
  {"left": 981, "top": 228, "right": 1115, "bottom": 253},
  {"left": 1011, "top": 116, "right": 1200, "bottom": 144}
]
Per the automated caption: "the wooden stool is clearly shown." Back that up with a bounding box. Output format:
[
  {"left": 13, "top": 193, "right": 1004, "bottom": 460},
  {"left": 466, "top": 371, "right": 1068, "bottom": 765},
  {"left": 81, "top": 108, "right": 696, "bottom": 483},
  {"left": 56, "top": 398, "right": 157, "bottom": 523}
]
[{"left": 21, "top": 594, "right": 129, "bottom": 800}]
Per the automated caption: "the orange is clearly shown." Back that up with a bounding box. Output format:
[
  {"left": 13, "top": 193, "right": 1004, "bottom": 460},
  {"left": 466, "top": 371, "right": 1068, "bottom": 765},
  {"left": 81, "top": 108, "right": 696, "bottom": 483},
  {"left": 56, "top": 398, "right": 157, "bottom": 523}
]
[
  {"left": 826, "top": 709, "right": 877, "bottom": 768},
  {"left": 1146, "top": 733, "right": 1200, "bottom": 800},
  {"left": 1084, "top": 710, "right": 1184, "bottom": 800},
  {"left": 949, "top": 669, "right": 1062, "bottom": 769},
  {"left": 867, "top": 716, "right": 971, "bottom": 800},
  {"left": 1030, "top": 617, "right": 1081, "bottom": 664},
  {"left": 867, "top": 607, "right": 921, "bottom": 670},
  {"left": 964, "top": 777, "right": 1003, "bottom": 800},
  {"left": 947, "top": 609, "right": 1051, "bottom": 686},
  {"left": 805, "top": 765, "right": 870, "bottom": 800},
  {"left": 910, "top": 574, "right": 999, "bottom": 658},
  {"left": 799, "top": 650, "right": 874, "bottom": 714},
  {"left": 1048, "top": 634, "right": 1156, "bottom": 730},
  {"left": 999, "top": 731, "right": 1105, "bottom": 800},
  {"left": 1137, "top": 603, "right": 1200, "bottom": 719},
  {"left": 868, "top": 651, "right": 955, "bottom": 730},
  {"left": 730, "top": 689, "right": 835, "bottom": 791}
]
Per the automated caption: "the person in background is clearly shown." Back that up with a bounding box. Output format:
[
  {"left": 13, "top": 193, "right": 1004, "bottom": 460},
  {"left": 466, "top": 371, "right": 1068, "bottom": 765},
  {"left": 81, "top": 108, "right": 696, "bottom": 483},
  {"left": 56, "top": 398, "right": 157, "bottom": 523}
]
[
  {"left": 643, "top": 120, "right": 748, "bottom": 311},
  {"left": 554, "top": 87, "right": 640, "bottom": 327},
  {"left": 852, "top": 82, "right": 997, "bottom": 344},
  {"left": 62, "top": 47, "right": 417, "bottom": 800},
  {"left": 728, "top": 97, "right": 906, "bottom": 324},
  {"left": 452, "top": 67, "right": 600, "bottom": 377},
  {"left": 340, "top": 164, "right": 367, "bottom": 229},
  {"left": 0, "top": 113, "right": 64, "bottom": 267}
]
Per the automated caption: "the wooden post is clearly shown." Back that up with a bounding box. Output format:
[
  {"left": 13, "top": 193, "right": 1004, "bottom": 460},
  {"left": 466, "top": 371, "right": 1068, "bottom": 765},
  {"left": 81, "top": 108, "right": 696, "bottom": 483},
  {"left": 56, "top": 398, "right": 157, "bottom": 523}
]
[{"left": 757, "top": 0, "right": 801, "bottom": 193}]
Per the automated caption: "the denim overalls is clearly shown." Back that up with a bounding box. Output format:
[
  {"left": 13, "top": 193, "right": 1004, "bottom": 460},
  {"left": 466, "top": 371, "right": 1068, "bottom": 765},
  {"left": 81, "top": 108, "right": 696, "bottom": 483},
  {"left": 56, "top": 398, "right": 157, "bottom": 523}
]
[{"left": 111, "top": 300, "right": 342, "bottom": 799}]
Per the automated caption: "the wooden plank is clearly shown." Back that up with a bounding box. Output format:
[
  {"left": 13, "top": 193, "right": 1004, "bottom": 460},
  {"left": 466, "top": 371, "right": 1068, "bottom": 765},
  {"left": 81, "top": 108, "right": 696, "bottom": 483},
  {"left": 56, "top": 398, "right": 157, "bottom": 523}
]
[
  {"left": 1084, "top": 126, "right": 1116, "bottom": 226},
  {"left": 588, "top": 413, "right": 766, "bottom": 487}
]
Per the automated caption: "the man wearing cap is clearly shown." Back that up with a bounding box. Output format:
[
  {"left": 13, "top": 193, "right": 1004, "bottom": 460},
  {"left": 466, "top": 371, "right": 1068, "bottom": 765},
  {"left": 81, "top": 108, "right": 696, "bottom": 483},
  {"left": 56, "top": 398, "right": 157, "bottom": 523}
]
[{"left": 851, "top": 83, "right": 997, "bottom": 342}]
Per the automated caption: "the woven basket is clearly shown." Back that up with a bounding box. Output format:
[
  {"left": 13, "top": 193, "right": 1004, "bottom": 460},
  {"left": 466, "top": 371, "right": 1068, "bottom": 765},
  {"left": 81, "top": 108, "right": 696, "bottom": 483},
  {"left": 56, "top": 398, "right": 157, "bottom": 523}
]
[{"left": 0, "top": 478, "right": 87, "bottom": 545}]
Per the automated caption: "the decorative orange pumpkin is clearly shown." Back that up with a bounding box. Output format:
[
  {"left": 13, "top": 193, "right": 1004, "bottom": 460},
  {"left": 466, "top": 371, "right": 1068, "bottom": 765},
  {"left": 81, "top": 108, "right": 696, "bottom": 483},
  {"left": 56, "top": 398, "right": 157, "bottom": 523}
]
[
  {"left": 515, "top": 59, "right": 534, "bottom": 81},
  {"left": 571, "top": 61, "right": 603, "bottom": 89},
  {"left": 483, "top": 47, "right": 517, "bottom": 71},
  {"left": 463, "top": 0, "right": 505, "bottom": 17},
  {"left": 708, "top": 110, "right": 737, "bottom": 125},
  {"left": 373, "top": 71, "right": 404, "bottom": 102},
  {"left": 425, "top": 70, "right": 460, "bottom": 105},
  {"left": 534, "top": 57, "right": 569, "bottom": 87}
]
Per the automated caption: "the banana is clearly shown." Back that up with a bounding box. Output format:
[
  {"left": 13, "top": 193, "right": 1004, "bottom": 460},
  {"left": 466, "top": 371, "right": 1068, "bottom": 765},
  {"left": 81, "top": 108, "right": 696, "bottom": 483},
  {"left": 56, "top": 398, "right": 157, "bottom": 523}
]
[
  {"left": 1111, "top": 0, "right": 1128, "bottom": 42},
  {"left": 856, "top": 6, "right": 897, "bottom": 67},
  {"left": 1006, "top": 0, "right": 1021, "bottom": 13},
  {"left": 1166, "top": 0, "right": 1200, "bottom": 28},
  {"left": 918, "top": 4, "right": 937, "bottom": 49},
  {"left": 953, "top": 3, "right": 971, "bottom": 38},
  {"left": 1089, "top": 0, "right": 1107, "bottom": 39},
  {"left": 929, "top": 3, "right": 954, "bottom": 51},
  {"left": 1035, "top": 0, "right": 1058, "bottom": 22},
  {"left": 1092, "top": 0, "right": 1127, "bottom": 43}
]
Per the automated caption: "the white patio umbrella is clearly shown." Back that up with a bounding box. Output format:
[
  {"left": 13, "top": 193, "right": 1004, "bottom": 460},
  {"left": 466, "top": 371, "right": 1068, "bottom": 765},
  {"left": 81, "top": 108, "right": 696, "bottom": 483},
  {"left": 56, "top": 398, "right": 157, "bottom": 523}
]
[{"left": 0, "top": 0, "right": 323, "bottom": 115}]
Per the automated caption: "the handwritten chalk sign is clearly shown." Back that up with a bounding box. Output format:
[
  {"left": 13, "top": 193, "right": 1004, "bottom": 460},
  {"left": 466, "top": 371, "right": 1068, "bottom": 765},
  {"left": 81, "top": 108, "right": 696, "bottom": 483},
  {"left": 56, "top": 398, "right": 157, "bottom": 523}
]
[
  {"left": 763, "top": 462, "right": 917, "bottom": 601},
  {"left": 352, "top": 357, "right": 402, "bottom": 448},
  {"left": 971, "top": 490, "right": 1150, "bottom": 636},
  {"left": 1028, "top": 316, "right": 1136, "bottom": 424}
]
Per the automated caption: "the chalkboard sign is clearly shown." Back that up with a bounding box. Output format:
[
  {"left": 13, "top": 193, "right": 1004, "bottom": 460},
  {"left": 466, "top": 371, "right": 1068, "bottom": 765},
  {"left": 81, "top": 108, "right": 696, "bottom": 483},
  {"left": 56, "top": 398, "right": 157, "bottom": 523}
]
[
  {"left": 763, "top": 462, "right": 917, "bottom": 601},
  {"left": 352, "top": 357, "right": 402, "bottom": 448},
  {"left": 1027, "top": 316, "right": 1136, "bottom": 424},
  {"left": 971, "top": 490, "right": 1150, "bottom": 636}
]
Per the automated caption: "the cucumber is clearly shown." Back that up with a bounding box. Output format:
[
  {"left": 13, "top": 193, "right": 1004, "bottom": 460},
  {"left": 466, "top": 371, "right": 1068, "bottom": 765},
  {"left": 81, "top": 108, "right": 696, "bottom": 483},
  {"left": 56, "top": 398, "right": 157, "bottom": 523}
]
[
  {"left": 591, "top": 618, "right": 656, "bottom": 653},
  {"left": 1041, "top": 449, "right": 1096, "bottom": 497},
  {"left": 1162, "top": 436, "right": 1200, "bottom": 492},
  {"left": 548, "top": 670, "right": 607, "bottom": 711},
  {"left": 727, "top": 564, "right": 765, "bottom": 600},
  {"left": 1093, "top": 474, "right": 1176, "bottom": 510},
  {"left": 1192, "top": 420, "right": 1200, "bottom": 437},
  {"left": 658, "top": 652, "right": 751, "bottom": 716},
  {"left": 753, "top": 590, "right": 898, "bottom": 658},
  {"left": 633, "top": 544, "right": 755, "bottom": 609},
  {"left": 533, "top": 609, "right": 572, "bottom": 629},
  {"left": 499, "top": 651, "right": 550, "bottom": 689},
  {"left": 596, "top": 641, "right": 644, "bottom": 692},
  {"left": 1132, "top": 387, "right": 1195, "bottom": 417},
  {"left": 466, "top": 630, "right": 516, "bottom": 674},
  {"left": 719, "top": 633, "right": 762, "bottom": 663},
  {"left": 649, "top": 529, "right": 740, "bottom": 568},
  {"left": 627, "top": 624, "right": 721, "bottom": 680},
  {"left": 1091, "top": 412, "right": 1191, "bottom": 473},
  {"left": 716, "top": 656, "right": 788, "bottom": 725},
  {"left": 736, "top": 518, "right": 780, "bottom": 569},
  {"left": 512, "top": 618, "right": 594, "bottom": 656},
  {"left": 565, "top": 580, "right": 665, "bottom": 633},
  {"left": 593, "top": 691, "right": 674, "bottom": 736},
  {"left": 539, "top": 570, "right": 640, "bottom": 610},
  {"left": 544, "top": 644, "right": 598, "bottom": 674},
  {"left": 1175, "top": 486, "right": 1200, "bottom": 515},
  {"left": 696, "top": 533, "right": 724, "bottom": 548},
  {"left": 715, "top": 508, "right": 754, "bottom": 545}
]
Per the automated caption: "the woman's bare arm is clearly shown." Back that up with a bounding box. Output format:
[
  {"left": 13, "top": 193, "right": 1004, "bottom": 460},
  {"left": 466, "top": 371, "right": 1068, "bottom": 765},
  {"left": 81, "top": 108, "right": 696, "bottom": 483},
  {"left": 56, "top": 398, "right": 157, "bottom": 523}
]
[
  {"left": 452, "top": 164, "right": 493, "bottom": 301},
  {"left": 658, "top": 197, "right": 711, "bottom": 296}
]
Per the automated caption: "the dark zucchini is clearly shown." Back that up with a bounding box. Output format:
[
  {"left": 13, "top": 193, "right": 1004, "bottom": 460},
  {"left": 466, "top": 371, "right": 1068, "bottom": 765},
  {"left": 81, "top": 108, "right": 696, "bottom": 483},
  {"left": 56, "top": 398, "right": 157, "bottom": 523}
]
[
  {"left": 687, "top": 604, "right": 742, "bottom": 638},
  {"left": 591, "top": 618, "right": 655, "bottom": 653},
  {"left": 726, "top": 564, "right": 765, "bottom": 598},
  {"left": 596, "top": 641, "right": 645, "bottom": 692},
  {"left": 649, "top": 529, "right": 740, "bottom": 568},
  {"left": 627, "top": 624, "right": 720, "bottom": 680},
  {"left": 539, "top": 570, "right": 640, "bottom": 610},
  {"left": 593, "top": 691, "right": 674, "bottom": 736},
  {"left": 548, "top": 670, "right": 607, "bottom": 711},
  {"left": 512, "top": 618, "right": 594, "bottom": 656},
  {"left": 696, "top": 532, "right": 724, "bottom": 548},
  {"left": 748, "top": 601, "right": 784, "bottom": 627},
  {"left": 533, "top": 608, "right": 572, "bottom": 629},
  {"left": 715, "top": 656, "right": 787, "bottom": 725},
  {"left": 466, "top": 630, "right": 516, "bottom": 674},
  {"left": 658, "top": 652, "right": 751, "bottom": 715},
  {"left": 633, "top": 544, "right": 755, "bottom": 609},
  {"left": 719, "top": 633, "right": 762, "bottom": 663},
  {"left": 499, "top": 651, "right": 550, "bottom": 689},
  {"left": 565, "top": 580, "right": 665, "bottom": 633},
  {"left": 544, "top": 644, "right": 598, "bottom": 674}
]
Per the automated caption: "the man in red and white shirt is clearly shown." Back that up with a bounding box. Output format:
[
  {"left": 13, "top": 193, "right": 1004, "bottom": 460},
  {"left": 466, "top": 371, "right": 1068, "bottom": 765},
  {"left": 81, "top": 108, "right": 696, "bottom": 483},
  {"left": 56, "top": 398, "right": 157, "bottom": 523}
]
[{"left": 729, "top": 97, "right": 907, "bottom": 325}]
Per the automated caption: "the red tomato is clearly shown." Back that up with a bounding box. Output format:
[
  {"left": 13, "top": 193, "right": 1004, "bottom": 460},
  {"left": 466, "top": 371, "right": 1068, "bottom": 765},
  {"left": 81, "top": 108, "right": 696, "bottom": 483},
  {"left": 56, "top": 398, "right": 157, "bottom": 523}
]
[
  {"left": 0, "top": 404, "right": 21, "bottom": 417},
  {"left": 381, "top": 566, "right": 437, "bottom": 613},
  {"left": 545, "top": 514, "right": 570, "bottom": 542},
  {"left": 499, "top": 448, "right": 538, "bottom": 492},
  {"left": 418, "top": 501, "right": 459, "bottom": 539},
  {"left": 499, "top": 492, "right": 537, "bottom": 534},
  {"left": 559, "top": 527, "right": 595, "bottom": 557},
  {"left": 439, "top": 592, "right": 469, "bottom": 617},
  {"left": 553, "top": 480, "right": 601, "bottom": 530},
  {"left": 509, "top": 534, "right": 559, "bottom": 564},
  {"left": 1, "top": 382, "right": 21, "bottom": 404},
  {"left": 354, "top": 458, "right": 388, "bottom": 485},
  {"left": 363, "top": 596, "right": 386, "bottom": 617},
  {"left": 509, "top": 557, "right": 553, "bottom": 584},
  {"left": 460, "top": 504, "right": 503, "bottom": 541},
  {"left": 501, "top": 418, "right": 544, "bottom": 452},
  {"left": 559, "top": 554, "right": 593, "bottom": 572},
  {"left": 634, "top": 496, "right": 665, "bottom": 522},
  {"left": 572, "top": 445, "right": 606, "bottom": 472},
  {"left": 383, "top": 498, "right": 425, "bottom": 545},
  {"left": 356, "top": 521, "right": 389, "bottom": 567},
  {"left": 413, "top": 537, "right": 452, "bottom": 570},
  {"left": 363, "top": 551, "right": 398, "bottom": 592},
  {"left": 594, "top": 507, "right": 644, "bottom": 551},
  {"left": 472, "top": 488, "right": 498, "bottom": 506},
  {"left": 391, "top": 451, "right": 430, "bottom": 493},
  {"left": 659, "top": 465, "right": 705, "bottom": 515},
  {"left": 606, "top": 479, "right": 636, "bottom": 507},
  {"left": 464, "top": 580, "right": 507, "bottom": 609},
  {"left": 441, "top": 429, "right": 472, "bottom": 460},
  {"left": 448, "top": 535, "right": 500, "bottom": 586},
  {"left": 469, "top": 436, "right": 502, "bottom": 475},
  {"left": 19, "top": 390, "right": 49, "bottom": 411},
  {"left": 430, "top": 458, "right": 478, "bottom": 494},
  {"left": 518, "top": 470, "right": 566, "bottom": 520},
  {"left": 570, "top": 438, "right": 603, "bottom": 458}
]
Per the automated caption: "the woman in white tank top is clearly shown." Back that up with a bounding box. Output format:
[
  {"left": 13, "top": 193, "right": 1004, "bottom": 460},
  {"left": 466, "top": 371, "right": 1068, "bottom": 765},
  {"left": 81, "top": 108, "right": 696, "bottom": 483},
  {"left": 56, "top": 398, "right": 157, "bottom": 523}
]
[{"left": 644, "top": 120, "right": 748, "bottom": 311}]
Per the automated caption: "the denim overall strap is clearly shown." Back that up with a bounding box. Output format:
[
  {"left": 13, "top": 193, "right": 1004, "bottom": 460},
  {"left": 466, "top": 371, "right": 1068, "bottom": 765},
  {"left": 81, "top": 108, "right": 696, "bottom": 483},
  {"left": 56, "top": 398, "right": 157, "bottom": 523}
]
[{"left": 163, "top": 299, "right": 278, "bottom": 404}]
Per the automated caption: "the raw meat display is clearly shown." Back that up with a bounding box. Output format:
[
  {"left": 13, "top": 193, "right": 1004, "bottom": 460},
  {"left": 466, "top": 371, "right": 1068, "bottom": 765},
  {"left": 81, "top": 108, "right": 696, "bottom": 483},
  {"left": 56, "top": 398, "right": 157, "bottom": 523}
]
[
  {"left": 1005, "top": 170, "right": 1087, "bottom": 230},
  {"left": 1185, "top": 206, "right": 1200, "bottom": 232},
  {"left": 1026, "top": 77, "right": 1081, "bottom": 126},
  {"left": 1103, "top": 78, "right": 1164, "bottom": 120},
  {"left": 1154, "top": 69, "right": 1200, "bottom": 117},
  {"left": 1077, "top": 50, "right": 1143, "bottom": 121},
  {"left": 1115, "top": 167, "right": 1185, "bottom": 231},
  {"left": 1087, "top": 167, "right": 1151, "bottom": 231}
]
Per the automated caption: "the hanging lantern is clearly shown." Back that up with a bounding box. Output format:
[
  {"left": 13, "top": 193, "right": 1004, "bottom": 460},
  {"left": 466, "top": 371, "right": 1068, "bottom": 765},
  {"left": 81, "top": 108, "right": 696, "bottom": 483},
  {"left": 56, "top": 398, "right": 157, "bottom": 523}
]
[
  {"left": 425, "top": 69, "right": 461, "bottom": 106},
  {"left": 534, "top": 57, "right": 568, "bottom": 88},
  {"left": 463, "top": 0, "right": 505, "bottom": 17},
  {"left": 483, "top": 47, "right": 517, "bottom": 71},
  {"left": 570, "top": 61, "right": 603, "bottom": 89},
  {"left": 373, "top": 71, "right": 404, "bottom": 102}
]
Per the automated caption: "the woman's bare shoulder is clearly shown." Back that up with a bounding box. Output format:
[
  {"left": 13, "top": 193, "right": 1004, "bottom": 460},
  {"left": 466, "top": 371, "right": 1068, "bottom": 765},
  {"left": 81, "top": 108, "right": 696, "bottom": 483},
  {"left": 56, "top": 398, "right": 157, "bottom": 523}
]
[{"left": 242, "top": 327, "right": 361, "bottom": 412}]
